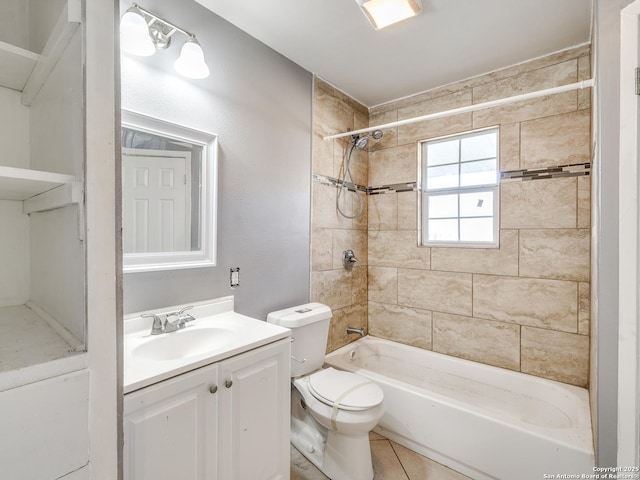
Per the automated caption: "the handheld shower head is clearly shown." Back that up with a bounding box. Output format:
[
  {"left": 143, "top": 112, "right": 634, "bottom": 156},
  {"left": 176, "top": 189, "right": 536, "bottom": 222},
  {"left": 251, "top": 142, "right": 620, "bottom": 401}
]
[{"left": 352, "top": 130, "right": 384, "bottom": 150}]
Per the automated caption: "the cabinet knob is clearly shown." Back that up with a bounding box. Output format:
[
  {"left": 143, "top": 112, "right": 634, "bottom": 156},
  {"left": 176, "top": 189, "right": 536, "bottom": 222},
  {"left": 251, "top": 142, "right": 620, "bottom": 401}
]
[
  {"left": 209, "top": 385, "right": 218, "bottom": 394},
  {"left": 225, "top": 380, "right": 233, "bottom": 388}
]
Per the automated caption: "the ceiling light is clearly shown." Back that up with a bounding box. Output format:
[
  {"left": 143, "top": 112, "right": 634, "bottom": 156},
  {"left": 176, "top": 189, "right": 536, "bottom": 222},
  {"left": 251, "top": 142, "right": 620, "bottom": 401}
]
[
  {"left": 120, "top": 3, "right": 210, "bottom": 80},
  {"left": 174, "top": 39, "right": 210, "bottom": 80},
  {"left": 356, "top": 0, "right": 422, "bottom": 30},
  {"left": 121, "top": 8, "right": 155, "bottom": 56}
]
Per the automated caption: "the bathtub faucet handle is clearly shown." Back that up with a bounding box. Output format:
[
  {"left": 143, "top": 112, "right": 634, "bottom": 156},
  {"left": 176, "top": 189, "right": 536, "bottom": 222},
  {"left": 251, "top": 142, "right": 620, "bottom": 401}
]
[{"left": 343, "top": 250, "right": 362, "bottom": 270}]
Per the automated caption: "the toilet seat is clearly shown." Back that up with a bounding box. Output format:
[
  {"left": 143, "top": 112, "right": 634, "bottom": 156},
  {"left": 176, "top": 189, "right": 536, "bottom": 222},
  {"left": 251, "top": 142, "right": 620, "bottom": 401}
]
[{"left": 308, "top": 368, "right": 383, "bottom": 411}]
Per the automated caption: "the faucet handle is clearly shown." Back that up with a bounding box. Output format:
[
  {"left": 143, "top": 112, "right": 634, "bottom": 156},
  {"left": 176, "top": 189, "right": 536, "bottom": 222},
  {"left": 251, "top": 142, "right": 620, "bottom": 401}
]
[
  {"left": 141, "top": 313, "right": 164, "bottom": 335},
  {"left": 175, "top": 306, "right": 196, "bottom": 328}
]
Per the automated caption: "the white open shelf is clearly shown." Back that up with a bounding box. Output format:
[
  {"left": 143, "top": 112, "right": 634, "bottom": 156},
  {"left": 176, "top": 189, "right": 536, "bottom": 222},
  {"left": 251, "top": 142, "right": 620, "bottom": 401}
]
[
  {"left": 0, "top": 0, "right": 80, "bottom": 105},
  {"left": 0, "top": 42, "right": 39, "bottom": 91},
  {"left": 0, "top": 166, "right": 81, "bottom": 213}
]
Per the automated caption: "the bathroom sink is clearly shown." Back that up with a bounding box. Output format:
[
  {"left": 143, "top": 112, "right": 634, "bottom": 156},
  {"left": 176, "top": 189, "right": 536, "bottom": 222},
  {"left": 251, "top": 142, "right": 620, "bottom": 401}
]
[{"left": 131, "top": 327, "right": 236, "bottom": 361}]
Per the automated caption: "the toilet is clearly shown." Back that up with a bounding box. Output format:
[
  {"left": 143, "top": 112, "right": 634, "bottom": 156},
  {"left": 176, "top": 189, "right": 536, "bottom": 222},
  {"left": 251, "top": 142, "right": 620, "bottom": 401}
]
[{"left": 267, "top": 303, "right": 384, "bottom": 480}]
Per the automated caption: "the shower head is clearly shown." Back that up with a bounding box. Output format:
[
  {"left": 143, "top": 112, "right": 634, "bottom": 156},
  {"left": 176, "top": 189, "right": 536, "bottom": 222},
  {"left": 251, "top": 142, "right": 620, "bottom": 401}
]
[{"left": 352, "top": 130, "right": 384, "bottom": 150}]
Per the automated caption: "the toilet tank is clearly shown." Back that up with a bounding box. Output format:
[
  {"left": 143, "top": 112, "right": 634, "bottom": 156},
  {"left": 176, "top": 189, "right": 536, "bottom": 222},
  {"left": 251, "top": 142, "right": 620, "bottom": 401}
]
[{"left": 267, "top": 303, "right": 332, "bottom": 377}]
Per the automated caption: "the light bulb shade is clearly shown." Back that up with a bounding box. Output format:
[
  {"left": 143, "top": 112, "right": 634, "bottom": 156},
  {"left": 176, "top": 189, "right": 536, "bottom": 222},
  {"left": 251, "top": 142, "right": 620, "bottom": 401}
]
[
  {"left": 357, "top": 0, "right": 422, "bottom": 29},
  {"left": 174, "top": 40, "right": 210, "bottom": 79},
  {"left": 121, "top": 10, "right": 155, "bottom": 56}
]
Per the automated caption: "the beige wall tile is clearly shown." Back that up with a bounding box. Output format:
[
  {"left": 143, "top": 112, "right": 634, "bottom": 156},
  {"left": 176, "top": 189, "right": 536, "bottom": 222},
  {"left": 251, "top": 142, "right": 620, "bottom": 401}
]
[
  {"left": 398, "top": 269, "right": 472, "bottom": 316},
  {"left": 312, "top": 131, "right": 334, "bottom": 177},
  {"left": 352, "top": 265, "right": 368, "bottom": 305},
  {"left": 398, "top": 90, "right": 472, "bottom": 120},
  {"left": 311, "top": 228, "right": 333, "bottom": 271},
  {"left": 311, "top": 269, "right": 352, "bottom": 310},
  {"left": 368, "top": 192, "right": 397, "bottom": 231},
  {"left": 353, "top": 190, "right": 368, "bottom": 231},
  {"left": 579, "top": 282, "right": 590, "bottom": 335},
  {"left": 397, "top": 113, "right": 473, "bottom": 146},
  {"left": 368, "top": 266, "right": 398, "bottom": 304},
  {"left": 431, "top": 230, "right": 519, "bottom": 276},
  {"left": 520, "top": 110, "right": 590, "bottom": 169},
  {"left": 313, "top": 182, "right": 352, "bottom": 230},
  {"left": 499, "top": 123, "right": 520, "bottom": 171},
  {"left": 521, "top": 327, "right": 589, "bottom": 387},
  {"left": 577, "top": 175, "right": 591, "bottom": 228},
  {"left": 327, "top": 303, "right": 367, "bottom": 353},
  {"left": 501, "top": 177, "right": 577, "bottom": 229},
  {"left": 519, "top": 229, "right": 590, "bottom": 281},
  {"left": 473, "top": 60, "right": 577, "bottom": 104},
  {"left": 578, "top": 55, "right": 592, "bottom": 110},
  {"left": 397, "top": 191, "right": 417, "bottom": 231},
  {"left": 432, "top": 312, "right": 520, "bottom": 370},
  {"left": 369, "top": 110, "right": 398, "bottom": 152},
  {"left": 473, "top": 91, "right": 577, "bottom": 128},
  {"left": 369, "top": 144, "right": 417, "bottom": 186},
  {"left": 473, "top": 275, "right": 578, "bottom": 332},
  {"left": 370, "top": 46, "right": 588, "bottom": 116},
  {"left": 369, "top": 230, "right": 430, "bottom": 269},
  {"left": 314, "top": 85, "right": 354, "bottom": 139},
  {"left": 332, "top": 229, "right": 367, "bottom": 270},
  {"left": 368, "top": 301, "right": 432, "bottom": 349}
]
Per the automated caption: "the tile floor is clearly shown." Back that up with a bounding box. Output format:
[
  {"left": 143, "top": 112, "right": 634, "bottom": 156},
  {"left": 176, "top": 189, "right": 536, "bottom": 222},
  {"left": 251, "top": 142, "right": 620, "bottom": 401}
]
[{"left": 290, "top": 431, "right": 471, "bottom": 480}]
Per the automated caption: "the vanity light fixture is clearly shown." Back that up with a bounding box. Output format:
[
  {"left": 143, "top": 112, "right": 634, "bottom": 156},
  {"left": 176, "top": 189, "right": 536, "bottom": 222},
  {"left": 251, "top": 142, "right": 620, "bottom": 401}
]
[
  {"left": 355, "top": 0, "right": 422, "bottom": 30},
  {"left": 120, "top": 3, "right": 210, "bottom": 79}
]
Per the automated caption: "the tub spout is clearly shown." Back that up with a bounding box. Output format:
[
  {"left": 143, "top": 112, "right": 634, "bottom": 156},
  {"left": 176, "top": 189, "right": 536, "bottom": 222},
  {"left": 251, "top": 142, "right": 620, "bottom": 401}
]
[{"left": 346, "top": 327, "right": 366, "bottom": 337}]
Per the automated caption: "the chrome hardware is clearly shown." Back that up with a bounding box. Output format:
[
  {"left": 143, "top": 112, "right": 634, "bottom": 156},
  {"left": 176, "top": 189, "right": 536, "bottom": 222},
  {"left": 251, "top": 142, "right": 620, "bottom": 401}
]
[
  {"left": 346, "top": 327, "right": 366, "bottom": 337},
  {"left": 142, "top": 313, "right": 164, "bottom": 335},
  {"left": 143, "top": 306, "right": 196, "bottom": 335},
  {"left": 209, "top": 385, "right": 218, "bottom": 394},
  {"left": 225, "top": 380, "right": 233, "bottom": 388},
  {"left": 342, "top": 249, "right": 362, "bottom": 271},
  {"left": 291, "top": 354, "right": 307, "bottom": 364}
]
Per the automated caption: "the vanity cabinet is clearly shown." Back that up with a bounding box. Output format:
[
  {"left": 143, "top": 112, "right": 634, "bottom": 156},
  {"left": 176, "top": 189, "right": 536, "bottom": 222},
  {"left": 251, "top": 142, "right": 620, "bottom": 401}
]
[{"left": 124, "top": 338, "right": 290, "bottom": 480}]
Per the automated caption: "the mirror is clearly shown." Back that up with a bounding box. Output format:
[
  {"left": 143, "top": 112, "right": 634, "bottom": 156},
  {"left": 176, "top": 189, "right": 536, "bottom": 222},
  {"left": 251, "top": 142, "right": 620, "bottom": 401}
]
[{"left": 121, "top": 110, "right": 217, "bottom": 272}]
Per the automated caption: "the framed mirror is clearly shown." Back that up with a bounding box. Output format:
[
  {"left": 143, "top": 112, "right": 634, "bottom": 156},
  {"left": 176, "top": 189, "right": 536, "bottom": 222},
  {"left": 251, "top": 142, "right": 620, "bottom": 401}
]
[{"left": 121, "top": 110, "right": 217, "bottom": 272}]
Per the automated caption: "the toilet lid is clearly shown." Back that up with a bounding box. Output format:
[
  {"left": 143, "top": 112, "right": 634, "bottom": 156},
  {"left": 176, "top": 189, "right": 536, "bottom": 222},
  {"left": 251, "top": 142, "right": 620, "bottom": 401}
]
[{"left": 308, "top": 368, "right": 383, "bottom": 411}]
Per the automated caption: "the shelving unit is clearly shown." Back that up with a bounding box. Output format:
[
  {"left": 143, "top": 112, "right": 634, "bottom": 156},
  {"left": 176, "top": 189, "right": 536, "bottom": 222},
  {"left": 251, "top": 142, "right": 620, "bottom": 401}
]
[
  {"left": 0, "top": 41, "right": 40, "bottom": 92},
  {"left": 0, "top": 166, "right": 81, "bottom": 213},
  {"left": 0, "top": 0, "right": 85, "bottom": 389},
  {"left": 0, "top": 0, "right": 80, "bottom": 104}
]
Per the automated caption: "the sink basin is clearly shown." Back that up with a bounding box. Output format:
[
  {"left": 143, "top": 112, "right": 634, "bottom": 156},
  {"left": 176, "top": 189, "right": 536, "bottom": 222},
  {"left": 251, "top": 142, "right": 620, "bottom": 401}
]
[{"left": 132, "top": 327, "right": 236, "bottom": 361}]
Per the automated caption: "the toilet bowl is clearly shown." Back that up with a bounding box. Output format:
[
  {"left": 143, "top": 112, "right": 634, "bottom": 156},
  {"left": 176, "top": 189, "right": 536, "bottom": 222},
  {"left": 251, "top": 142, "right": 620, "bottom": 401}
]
[
  {"left": 267, "top": 303, "right": 385, "bottom": 480},
  {"left": 291, "top": 368, "right": 384, "bottom": 480}
]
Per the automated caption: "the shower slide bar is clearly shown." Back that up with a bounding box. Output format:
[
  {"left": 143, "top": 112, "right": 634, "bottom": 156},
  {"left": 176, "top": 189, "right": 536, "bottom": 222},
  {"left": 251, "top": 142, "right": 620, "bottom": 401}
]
[{"left": 323, "top": 78, "right": 594, "bottom": 142}]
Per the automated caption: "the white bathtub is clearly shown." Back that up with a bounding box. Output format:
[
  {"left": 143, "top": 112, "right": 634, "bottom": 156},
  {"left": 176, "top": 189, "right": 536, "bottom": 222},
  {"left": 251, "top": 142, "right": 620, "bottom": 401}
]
[{"left": 324, "top": 336, "right": 594, "bottom": 480}]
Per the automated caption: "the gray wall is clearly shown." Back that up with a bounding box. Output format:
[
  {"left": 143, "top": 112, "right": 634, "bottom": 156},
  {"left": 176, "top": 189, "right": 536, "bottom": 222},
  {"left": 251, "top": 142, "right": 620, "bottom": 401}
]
[
  {"left": 593, "top": 0, "right": 632, "bottom": 466},
  {"left": 121, "top": 0, "right": 312, "bottom": 319}
]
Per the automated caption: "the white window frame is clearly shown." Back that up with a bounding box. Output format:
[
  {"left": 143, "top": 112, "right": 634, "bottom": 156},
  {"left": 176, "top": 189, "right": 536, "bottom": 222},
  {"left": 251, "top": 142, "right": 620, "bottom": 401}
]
[{"left": 418, "top": 127, "right": 500, "bottom": 248}]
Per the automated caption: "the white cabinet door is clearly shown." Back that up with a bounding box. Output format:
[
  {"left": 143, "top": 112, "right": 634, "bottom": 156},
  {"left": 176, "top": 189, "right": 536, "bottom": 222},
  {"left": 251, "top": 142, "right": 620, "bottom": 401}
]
[
  {"left": 0, "top": 369, "right": 89, "bottom": 480},
  {"left": 218, "top": 339, "right": 290, "bottom": 480},
  {"left": 123, "top": 363, "right": 219, "bottom": 480}
]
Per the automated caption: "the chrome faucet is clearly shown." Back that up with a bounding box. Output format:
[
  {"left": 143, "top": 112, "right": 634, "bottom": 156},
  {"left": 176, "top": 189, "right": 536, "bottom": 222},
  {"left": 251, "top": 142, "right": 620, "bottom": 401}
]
[
  {"left": 343, "top": 250, "right": 362, "bottom": 271},
  {"left": 346, "top": 327, "right": 366, "bottom": 337},
  {"left": 142, "top": 306, "right": 195, "bottom": 335}
]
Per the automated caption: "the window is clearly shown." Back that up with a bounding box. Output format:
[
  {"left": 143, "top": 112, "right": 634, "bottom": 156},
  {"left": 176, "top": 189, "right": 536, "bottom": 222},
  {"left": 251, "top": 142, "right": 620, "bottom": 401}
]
[{"left": 419, "top": 127, "right": 499, "bottom": 247}]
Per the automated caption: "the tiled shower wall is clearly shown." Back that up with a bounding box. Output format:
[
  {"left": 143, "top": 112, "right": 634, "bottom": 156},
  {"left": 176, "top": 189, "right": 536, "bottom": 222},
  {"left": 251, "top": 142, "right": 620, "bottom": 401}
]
[
  {"left": 311, "top": 45, "right": 591, "bottom": 388},
  {"left": 311, "top": 79, "right": 370, "bottom": 351}
]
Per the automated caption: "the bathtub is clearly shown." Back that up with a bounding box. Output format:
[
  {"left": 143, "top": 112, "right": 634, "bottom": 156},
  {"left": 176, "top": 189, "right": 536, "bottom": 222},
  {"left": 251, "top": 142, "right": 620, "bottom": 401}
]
[{"left": 324, "top": 336, "right": 594, "bottom": 480}]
